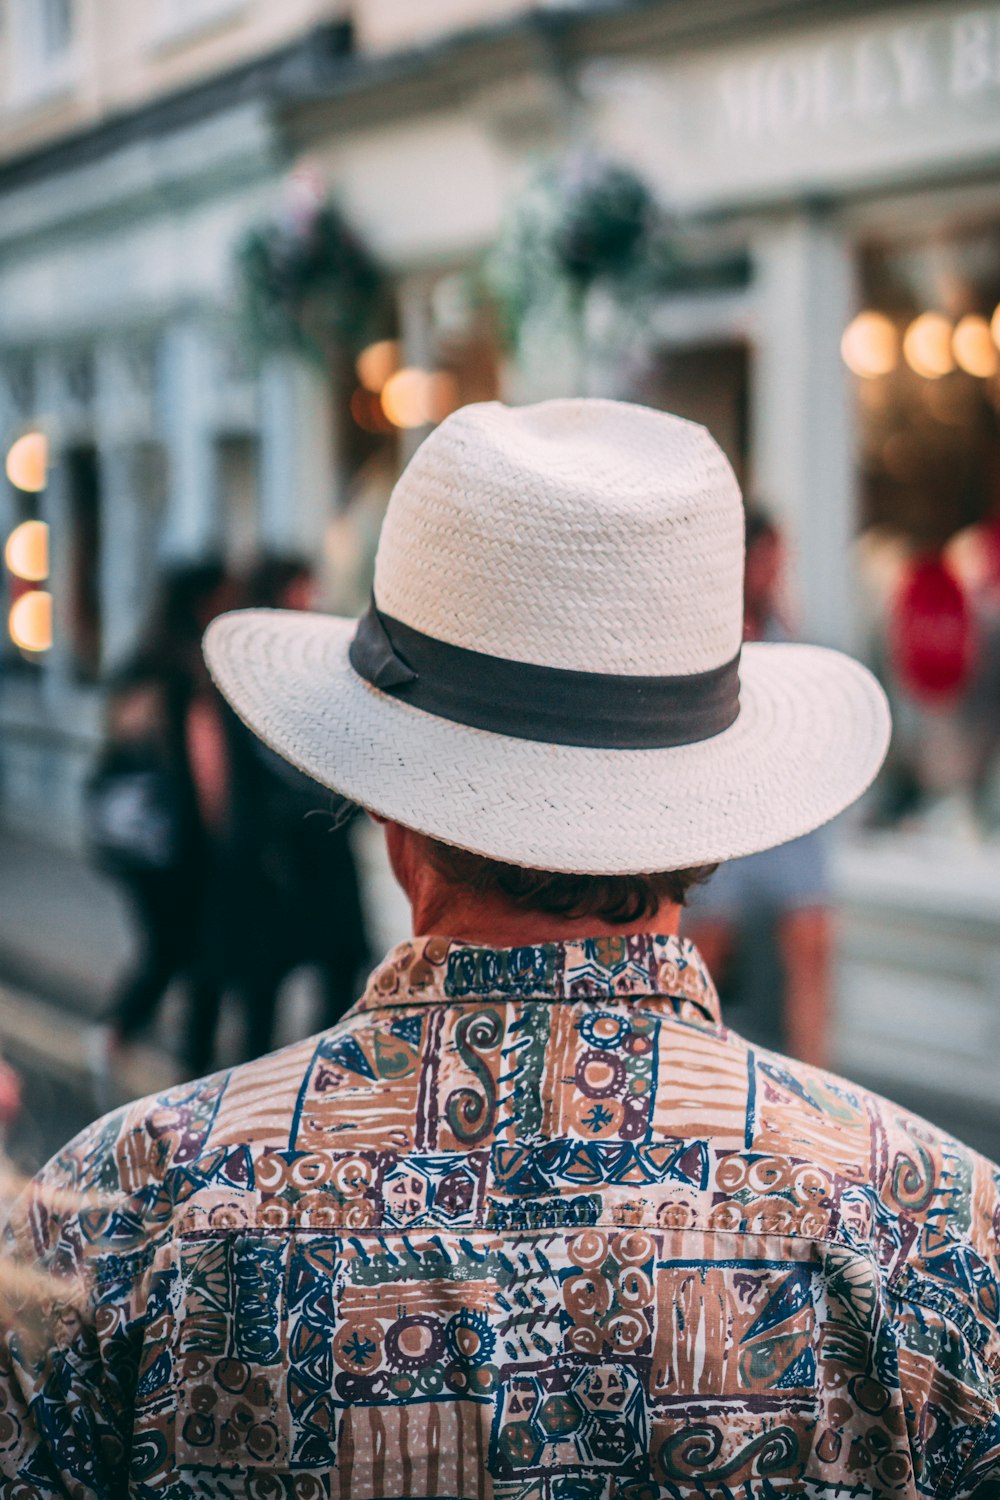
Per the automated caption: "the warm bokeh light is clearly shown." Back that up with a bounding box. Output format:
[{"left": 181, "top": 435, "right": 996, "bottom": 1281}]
[
  {"left": 8, "top": 589, "right": 52, "bottom": 652},
  {"left": 4, "top": 519, "right": 49, "bottom": 581},
  {"left": 991, "top": 303, "right": 1000, "bottom": 350},
  {"left": 380, "top": 368, "right": 461, "bottom": 428},
  {"left": 380, "top": 367, "right": 433, "bottom": 428},
  {"left": 953, "top": 314, "right": 999, "bottom": 377},
  {"left": 5, "top": 431, "right": 48, "bottom": 493},
  {"left": 903, "top": 312, "right": 955, "bottom": 378},
  {"left": 356, "top": 339, "right": 400, "bottom": 394},
  {"left": 946, "top": 523, "right": 995, "bottom": 592},
  {"left": 840, "top": 311, "right": 897, "bottom": 378}
]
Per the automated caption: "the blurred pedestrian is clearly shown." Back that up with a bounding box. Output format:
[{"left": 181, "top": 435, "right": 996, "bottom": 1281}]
[
  {"left": 685, "top": 507, "right": 833, "bottom": 1066},
  {"left": 85, "top": 561, "right": 230, "bottom": 1081},
  {"left": 205, "top": 555, "right": 370, "bottom": 1064}
]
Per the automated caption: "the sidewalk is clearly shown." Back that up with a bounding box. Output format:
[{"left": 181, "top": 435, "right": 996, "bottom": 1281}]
[{"left": 0, "top": 819, "right": 410, "bottom": 1170}]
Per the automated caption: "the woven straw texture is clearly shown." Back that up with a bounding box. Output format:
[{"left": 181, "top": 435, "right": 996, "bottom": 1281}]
[{"left": 204, "top": 399, "right": 891, "bottom": 874}]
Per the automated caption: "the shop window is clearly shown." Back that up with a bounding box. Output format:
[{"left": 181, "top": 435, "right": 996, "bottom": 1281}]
[
  {"left": 6, "top": 0, "right": 78, "bottom": 106},
  {"left": 66, "top": 444, "right": 102, "bottom": 683},
  {"left": 847, "top": 229, "right": 1000, "bottom": 839}
]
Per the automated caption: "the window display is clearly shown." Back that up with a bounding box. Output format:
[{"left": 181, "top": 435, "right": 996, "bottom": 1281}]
[{"left": 848, "top": 227, "right": 1000, "bottom": 838}]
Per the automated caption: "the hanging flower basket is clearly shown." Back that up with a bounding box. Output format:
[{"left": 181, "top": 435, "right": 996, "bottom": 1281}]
[
  {"left": 237, "top": 167, "right": 384, "bottom": 364},
  {"left": 483, "top": 151, "right": 748, "bottom": 363}
]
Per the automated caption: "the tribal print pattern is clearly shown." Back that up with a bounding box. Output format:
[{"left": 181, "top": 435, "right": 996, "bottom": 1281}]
[{"left": 4, "top": 933, "right": 1000, "bottom": 1498}]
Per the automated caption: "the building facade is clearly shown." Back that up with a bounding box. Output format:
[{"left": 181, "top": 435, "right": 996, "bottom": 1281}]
[{"left": 1, "top": 0, "right": 999, "bottom": 1117}]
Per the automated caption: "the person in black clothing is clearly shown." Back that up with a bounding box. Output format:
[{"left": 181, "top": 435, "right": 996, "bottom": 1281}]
[
  {"left": 185, "top": 556, "right": 371, "bottom": 1071},
  {"left": 87, "top": 562, "right": 229, "bottom": 1064}
]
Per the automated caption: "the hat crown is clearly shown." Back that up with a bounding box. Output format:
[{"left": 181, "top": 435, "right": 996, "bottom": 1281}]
[{"left": 374, "top": 399, "right": 744, "bottom": 675}]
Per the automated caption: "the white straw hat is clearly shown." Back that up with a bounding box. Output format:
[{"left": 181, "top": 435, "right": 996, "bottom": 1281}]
[{"left": 204, "top": 398, "right": 890, "bottom": 874}]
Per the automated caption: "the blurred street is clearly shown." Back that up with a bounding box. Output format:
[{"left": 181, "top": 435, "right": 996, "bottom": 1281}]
[{"left": 0, "top": 819, "right": 409, "bottom": 1172}]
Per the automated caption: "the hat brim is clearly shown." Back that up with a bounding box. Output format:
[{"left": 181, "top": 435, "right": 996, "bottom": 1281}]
[{"left": 204, "top": 608, "right": 891, "bottom": 875}]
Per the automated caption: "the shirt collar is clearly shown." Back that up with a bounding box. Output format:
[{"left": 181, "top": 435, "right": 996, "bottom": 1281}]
[{"left": 354, "top": 932, "right": 721, "bottom": 1027}]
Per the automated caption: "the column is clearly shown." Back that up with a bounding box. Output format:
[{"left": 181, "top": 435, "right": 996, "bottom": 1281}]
[
  {"left": 96, "top": 445, "right": 146, "bottom": 671},
  {"left": 750, "top": 210, "right": 858, "bottom": 651},
  {"left": 159, "top": 319, "right": 218, "bottom": 560},
  {"left": 396, "top": 274, "right": 435, "bottom": 464},
  {"left": 94, "top": 340, "right": 160, "bottom": 672},
  {"left": 258, "top": 351, "right": 337, "bottom": 556}
]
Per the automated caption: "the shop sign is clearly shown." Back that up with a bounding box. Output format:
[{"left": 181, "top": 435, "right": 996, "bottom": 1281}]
[{"left": 587, "top": 2, "right": 1000, "bottom": 210}]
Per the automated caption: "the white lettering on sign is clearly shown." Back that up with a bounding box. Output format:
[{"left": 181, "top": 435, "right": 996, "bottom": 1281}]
[{"left": 716, "top": 7, "right": 1000, "bottom": 145}]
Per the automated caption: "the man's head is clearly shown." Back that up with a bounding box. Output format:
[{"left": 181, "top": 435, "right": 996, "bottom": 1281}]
[{"left": 205, "top": 399, "right": 890, "bottom": 891}]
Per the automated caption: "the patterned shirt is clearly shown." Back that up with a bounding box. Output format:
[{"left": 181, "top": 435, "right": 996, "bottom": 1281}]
[{"left": 4, "top": 933, "right": 1000, "bottom": 1499}]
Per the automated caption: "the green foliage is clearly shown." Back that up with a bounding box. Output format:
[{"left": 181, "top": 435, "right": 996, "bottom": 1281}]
[
  {"left": 237, "top": 199, "right": 383, "bottom": 364},
  {"left": 484, "top": 153, "right": 678, "bottom": 353}
]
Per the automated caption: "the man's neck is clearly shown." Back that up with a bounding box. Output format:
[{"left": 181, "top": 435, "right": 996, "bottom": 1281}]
[
  {"left": 409, "top": 890, "right": 681, "bottom": 947},
  {"left": 382, "top": 818, "right": 682, "bottom": 947}
]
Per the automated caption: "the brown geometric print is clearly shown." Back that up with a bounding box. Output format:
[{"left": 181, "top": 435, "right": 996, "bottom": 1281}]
[{"left": 4, "top": 933, "right": 1000, "bottom": 1498}]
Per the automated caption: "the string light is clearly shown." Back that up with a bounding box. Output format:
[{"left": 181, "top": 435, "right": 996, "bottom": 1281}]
[
  {"left": 953, "top": 314, "right": 999, "bottom": 377},
  {"left": 4, "top": 519, "right": 48, "bottom": 582},
  {"left": 902, "top": 313, "right": 954, "bottom": 379},
  {"left": 381, "top": 369, "right": 432, "bottom": 428},
  {"left": 379, "top": 368, "right": 460, "bottom": 429},
  {"left": 8, "top": 589, "right": 52, "bottom": 652},
  {"left": 355, "top": 340, "right": 400, "bottom": 395},
  {"left": 5, "top": 432, "right": 48, "bottom": 493},
  {"left": 841, "top": 311, "right": 897, "bottom": 378}
]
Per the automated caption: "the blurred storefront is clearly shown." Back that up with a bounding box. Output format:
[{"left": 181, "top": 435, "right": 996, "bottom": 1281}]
[
  {"left": 559, "top": 0, "right": 1000, "bottom": 1113},
  {"left": 1, "top": 0, "right": 999, "bottom": 1114}
]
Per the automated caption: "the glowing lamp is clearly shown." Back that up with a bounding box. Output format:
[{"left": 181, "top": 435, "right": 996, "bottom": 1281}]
[
  {"left": 5, "top": 431, "right": 48, "bottom": 493},
  {"left": 840, "top": 312, "right": 897, "bottom": 378},
  {"left": 356, "top": 340, "right": 400, "bottom": 395},
  {"left": 380, "top": 368, "right": 434, "bottom": 429},
  {"left": 953, "top": 315, "right": 999, "bottom": 378},
  {"left": 4, "top": 519, "right": 49, "bottom": 581},
  {"left": 903, "top": 313, "right": 954, "bottom": 379},
  {"left": 8, "top": 589, "right": 52, "bottom": 652}
]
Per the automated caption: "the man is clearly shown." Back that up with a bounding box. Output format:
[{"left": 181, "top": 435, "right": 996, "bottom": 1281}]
[
  {"left": 685, "top": 507, "right": 834, "bottom": 1067},
  {"left": 3, "top": 400, "right": 998, "bottom": 1498}
]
